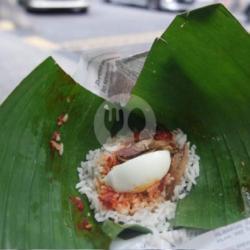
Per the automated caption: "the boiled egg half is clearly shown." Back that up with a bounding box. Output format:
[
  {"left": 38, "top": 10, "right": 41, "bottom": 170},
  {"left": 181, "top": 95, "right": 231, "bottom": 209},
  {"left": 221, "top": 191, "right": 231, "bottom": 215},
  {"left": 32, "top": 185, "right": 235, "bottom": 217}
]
[{"left": 104, "top": 150, "right": 171, "bottom": 193}]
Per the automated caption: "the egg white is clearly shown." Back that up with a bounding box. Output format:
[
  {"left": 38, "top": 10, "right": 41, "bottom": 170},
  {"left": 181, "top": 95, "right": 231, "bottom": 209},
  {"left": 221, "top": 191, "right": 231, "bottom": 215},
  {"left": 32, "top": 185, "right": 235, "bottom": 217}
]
[{"left": 104, "top": 150, "right": 171, "bottom": 193}]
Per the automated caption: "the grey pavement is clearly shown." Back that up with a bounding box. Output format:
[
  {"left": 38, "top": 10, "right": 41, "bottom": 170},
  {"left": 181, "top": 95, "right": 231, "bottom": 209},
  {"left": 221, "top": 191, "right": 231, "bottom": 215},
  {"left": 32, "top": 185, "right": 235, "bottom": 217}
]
[
  {"left": 0, "top": 0, "right": 31, "bottom": 29},
  {"left": 16, "top": 0, "right": 175, "bottom": 42},
  {"left": 0, "top": 30, "right": 79, "bottom": 104}
]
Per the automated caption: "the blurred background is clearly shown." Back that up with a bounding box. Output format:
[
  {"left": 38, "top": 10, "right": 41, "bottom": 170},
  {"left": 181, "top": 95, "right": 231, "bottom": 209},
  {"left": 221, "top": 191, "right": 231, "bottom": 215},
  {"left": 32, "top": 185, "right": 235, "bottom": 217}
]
[{"left": 0, "top": 0, "right": 249, "bottom": 103}]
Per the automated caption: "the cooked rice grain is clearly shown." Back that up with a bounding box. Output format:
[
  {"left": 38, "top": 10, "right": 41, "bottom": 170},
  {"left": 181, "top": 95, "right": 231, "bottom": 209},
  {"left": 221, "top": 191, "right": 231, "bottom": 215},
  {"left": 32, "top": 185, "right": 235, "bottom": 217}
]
[{"left": 76, "top": 129, "right": 200, "bottom": 234}]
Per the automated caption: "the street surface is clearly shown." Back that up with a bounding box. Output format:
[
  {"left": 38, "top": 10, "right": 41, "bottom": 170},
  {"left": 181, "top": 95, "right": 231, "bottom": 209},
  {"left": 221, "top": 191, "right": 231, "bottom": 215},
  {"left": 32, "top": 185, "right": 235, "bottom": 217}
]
[{"left": 0, "top": 0, "right": 176, "bottom": 51}]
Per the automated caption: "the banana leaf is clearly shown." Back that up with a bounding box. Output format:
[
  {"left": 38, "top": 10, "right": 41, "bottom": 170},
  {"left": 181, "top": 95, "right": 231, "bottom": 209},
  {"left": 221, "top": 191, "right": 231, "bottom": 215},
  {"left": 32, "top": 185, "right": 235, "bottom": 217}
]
[
  {"left": 0, "top": 58, "right": 111, "bottom": 249},
  {"left": 133, "top": 4, "right": 250, "bottom": 229},
  {"left": 1, "top": 3, "right": 250, "bottom": 249},
  {"left": 0, "top": 57, "right": 150, "bottom": 249}
]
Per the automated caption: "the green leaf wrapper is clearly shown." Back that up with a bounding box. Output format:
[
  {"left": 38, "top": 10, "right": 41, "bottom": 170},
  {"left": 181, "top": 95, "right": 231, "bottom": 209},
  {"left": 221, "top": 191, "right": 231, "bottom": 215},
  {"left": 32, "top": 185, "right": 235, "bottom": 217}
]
[{"left": 133, "top": 4, "right": 250, "bottom": 229}]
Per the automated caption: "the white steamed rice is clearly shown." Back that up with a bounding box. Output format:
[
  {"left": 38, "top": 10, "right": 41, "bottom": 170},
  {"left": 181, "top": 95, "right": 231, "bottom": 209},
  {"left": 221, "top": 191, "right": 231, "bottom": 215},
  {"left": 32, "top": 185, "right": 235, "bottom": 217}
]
[{"left": 76, "top": 129, "right": 200, "bottom": 234}]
